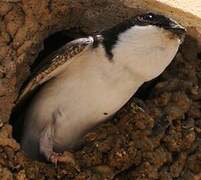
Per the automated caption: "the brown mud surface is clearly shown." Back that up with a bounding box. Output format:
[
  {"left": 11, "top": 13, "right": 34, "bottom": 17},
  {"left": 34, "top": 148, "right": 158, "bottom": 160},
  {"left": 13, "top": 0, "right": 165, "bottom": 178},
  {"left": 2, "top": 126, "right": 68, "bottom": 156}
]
[{"left": 0, "top": 0, "right": 201, "bottom": 179}]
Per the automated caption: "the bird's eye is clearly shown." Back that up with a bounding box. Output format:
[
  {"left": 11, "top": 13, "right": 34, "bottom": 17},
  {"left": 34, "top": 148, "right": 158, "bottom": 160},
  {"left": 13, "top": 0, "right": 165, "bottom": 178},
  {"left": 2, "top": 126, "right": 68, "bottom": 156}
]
[
  {"left": 143, "top": 14, "right": 154, "bottom": 21},
  {"left": 137, "top": 13, "right": 155, "bottom": 22}
]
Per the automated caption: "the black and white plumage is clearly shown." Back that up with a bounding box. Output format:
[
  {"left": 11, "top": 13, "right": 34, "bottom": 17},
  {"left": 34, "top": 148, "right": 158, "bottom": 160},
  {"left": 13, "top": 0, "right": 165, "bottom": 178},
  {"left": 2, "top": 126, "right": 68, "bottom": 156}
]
[{"left": 12, "top": 13, "right": 186, "bottom": 164}]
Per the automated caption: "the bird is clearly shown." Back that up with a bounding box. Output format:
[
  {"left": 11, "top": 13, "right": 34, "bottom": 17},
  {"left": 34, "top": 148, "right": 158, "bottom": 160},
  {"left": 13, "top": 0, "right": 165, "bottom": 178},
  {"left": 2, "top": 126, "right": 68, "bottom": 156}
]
[{"left": 11, "top": 12, "right": 186, "bottom": 164}]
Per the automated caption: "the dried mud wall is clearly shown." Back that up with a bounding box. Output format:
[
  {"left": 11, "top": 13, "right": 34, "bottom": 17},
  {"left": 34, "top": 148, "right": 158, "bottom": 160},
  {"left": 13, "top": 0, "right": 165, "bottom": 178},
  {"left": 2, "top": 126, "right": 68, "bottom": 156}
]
[{"left": 0, "top": 0, "right": 201, "bottom": 179}]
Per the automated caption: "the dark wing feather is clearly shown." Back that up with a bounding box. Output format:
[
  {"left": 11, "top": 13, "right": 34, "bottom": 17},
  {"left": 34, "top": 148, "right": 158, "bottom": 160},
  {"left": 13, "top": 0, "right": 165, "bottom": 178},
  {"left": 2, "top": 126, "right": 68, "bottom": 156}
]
[{"left": 17, "top": 37, "right": 94, "bottom": 103}]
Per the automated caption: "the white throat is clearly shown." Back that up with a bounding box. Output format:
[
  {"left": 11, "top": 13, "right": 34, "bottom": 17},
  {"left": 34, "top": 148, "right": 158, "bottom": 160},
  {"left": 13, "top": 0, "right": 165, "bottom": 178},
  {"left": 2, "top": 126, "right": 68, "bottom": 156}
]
[{"left": 111, "top": 25, "right": 181, "bottom": 81}]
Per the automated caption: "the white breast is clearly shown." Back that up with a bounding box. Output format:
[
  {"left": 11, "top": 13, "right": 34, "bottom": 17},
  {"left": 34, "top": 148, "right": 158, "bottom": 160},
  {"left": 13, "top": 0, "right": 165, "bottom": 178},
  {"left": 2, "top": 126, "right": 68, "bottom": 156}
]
[{"left": 23, "top": 46, "right": 145, "bottom": 151}]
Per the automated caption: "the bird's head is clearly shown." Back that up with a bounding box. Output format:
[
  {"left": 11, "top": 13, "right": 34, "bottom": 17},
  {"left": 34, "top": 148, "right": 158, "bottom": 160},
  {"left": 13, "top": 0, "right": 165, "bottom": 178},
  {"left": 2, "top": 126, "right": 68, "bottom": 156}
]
[
  {"left": 101, "top": 12, "right": 186, "bottom": 81},
  {"left": 135, "top": 13, "right": 185, "bottom": 40}
]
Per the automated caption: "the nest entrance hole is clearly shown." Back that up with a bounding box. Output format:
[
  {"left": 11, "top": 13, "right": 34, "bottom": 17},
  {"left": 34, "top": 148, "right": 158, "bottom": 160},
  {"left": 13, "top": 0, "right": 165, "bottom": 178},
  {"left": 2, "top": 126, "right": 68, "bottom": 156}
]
[{"left": 10, "top": 30, "right": 194, "bottom": 162}]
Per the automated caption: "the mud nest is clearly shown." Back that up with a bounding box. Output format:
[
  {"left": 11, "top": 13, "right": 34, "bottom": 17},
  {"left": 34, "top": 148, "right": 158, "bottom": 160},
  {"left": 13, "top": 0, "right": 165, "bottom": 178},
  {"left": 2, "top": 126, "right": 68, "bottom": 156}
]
[{"left": 0, "top": 0, "right": 201, "bottom": 179}]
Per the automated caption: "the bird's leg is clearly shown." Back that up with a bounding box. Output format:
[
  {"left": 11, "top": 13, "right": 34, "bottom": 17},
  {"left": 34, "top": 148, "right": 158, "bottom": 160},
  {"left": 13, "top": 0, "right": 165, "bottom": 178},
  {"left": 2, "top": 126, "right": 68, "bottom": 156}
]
[
  {"left": 48, "top": 151, "right": 75, "bottom": 165},
  {"left": 39, "top": 124, "right": 75, "bottom": 165}
]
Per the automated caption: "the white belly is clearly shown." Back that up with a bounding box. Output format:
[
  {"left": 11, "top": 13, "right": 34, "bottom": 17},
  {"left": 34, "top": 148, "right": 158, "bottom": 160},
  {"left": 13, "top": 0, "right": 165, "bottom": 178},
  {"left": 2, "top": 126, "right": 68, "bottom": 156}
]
[{"left": 24, "top": 48, "right": 144, "bottom": 151}]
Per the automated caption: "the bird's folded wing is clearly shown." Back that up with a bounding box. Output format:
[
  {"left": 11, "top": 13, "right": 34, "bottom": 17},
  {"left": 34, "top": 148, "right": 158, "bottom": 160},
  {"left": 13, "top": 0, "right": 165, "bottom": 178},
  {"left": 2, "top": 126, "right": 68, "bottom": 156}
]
[{"left": 17, "top": 37, "right": 94, "bottom": 104}]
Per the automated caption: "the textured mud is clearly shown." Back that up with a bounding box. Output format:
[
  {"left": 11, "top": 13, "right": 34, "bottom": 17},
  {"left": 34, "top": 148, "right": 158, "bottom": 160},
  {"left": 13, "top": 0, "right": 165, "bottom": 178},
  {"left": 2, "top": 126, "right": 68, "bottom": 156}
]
[{"left": 0, "top": 0, "right": 201, "bottom": 179}]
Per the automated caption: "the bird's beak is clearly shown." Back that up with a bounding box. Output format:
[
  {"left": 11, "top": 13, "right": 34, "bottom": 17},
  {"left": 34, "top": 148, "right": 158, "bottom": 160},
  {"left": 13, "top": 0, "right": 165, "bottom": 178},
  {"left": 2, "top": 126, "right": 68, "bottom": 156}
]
[{"left": 169, "top": 23, "right": 186, "bottom": 42}]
